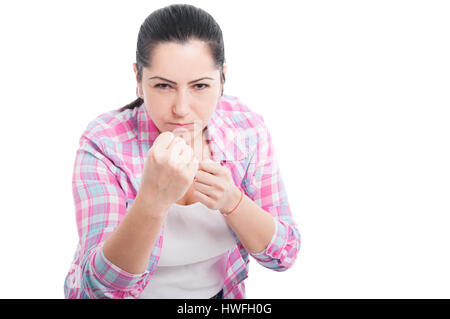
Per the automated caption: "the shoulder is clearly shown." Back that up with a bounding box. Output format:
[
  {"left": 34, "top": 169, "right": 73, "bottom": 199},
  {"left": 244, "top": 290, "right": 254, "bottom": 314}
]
[
  {"left": 216, "top": 94, "right": 266, "bottom": 131},
  {"left": 80, "top": 105, "right": 140, "bottom": 146},
  {"left": 215, "top": 95, "right": 273, "bottom": 158}
]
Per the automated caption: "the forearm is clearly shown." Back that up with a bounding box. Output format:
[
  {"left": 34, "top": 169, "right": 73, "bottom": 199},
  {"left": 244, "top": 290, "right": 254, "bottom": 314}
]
[
  {"left": 102, "top": 189, "right": 170, "bottom": 275},
  {"left": 221, "top": 187, "right": 275, "bottom": 254}
]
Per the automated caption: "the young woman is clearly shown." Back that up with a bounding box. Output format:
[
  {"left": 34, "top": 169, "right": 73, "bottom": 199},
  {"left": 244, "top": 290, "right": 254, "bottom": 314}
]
[{"left": 64, "top": 4, "right": 300, "bottom": 299}]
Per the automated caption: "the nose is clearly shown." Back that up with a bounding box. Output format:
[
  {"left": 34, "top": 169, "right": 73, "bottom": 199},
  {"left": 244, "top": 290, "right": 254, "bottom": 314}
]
[{"left": 172, "top": 90, "right": 191, "bottom": 118}]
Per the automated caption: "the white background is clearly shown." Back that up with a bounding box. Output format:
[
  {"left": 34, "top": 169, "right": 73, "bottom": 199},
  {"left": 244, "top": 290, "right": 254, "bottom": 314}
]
[{"left": 0, "top": 0, "right": 449, "bottom": 298}]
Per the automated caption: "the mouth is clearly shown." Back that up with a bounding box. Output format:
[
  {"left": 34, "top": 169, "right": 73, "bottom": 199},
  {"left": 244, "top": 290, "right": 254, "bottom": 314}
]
[{"left": 169, "top": 122, "right": 194, "bottom": 128}]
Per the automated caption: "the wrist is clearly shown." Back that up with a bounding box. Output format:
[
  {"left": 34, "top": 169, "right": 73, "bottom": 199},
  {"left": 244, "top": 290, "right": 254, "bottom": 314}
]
[
  {"left": 220, "top": 186, "right": 243, "bottom": 216},
  {"left": 134, "top": 187, "right": 171, "bottom": 219}
]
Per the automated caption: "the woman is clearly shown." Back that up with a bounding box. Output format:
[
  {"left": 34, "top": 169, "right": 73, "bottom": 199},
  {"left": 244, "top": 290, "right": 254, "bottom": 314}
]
[{"left": 64, "top": 4, "right": 300, "bottom": 299}]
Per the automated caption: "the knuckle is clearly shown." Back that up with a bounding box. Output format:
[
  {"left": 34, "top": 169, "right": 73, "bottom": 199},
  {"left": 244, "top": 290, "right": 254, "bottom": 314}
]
[
  {"left": 156, "top": 131, "right": 172, "bottom": 144},
  {"left": 163, "top": 131, "right": 174, "bottom": 139},
  {"left": 174, "top": 136, "right": 185, "bottom": 144},
  {"left": 150, "top": 149, "right": 159, "bottom": 161},
  {"left": 209, "top": 191, "right": 218, "bottom": 200}
]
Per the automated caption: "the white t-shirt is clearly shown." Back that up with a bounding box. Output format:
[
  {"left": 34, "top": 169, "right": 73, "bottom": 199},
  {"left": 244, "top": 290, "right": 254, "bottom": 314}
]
[{"left": 138, "top": 201, "right": 236, "bottom": 299}]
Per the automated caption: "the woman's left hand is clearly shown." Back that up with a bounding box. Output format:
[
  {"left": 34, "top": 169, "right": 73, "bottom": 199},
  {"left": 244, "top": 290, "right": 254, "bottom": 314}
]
[{"left": 193, "top": 158, "right": 242, "bottom": 214}]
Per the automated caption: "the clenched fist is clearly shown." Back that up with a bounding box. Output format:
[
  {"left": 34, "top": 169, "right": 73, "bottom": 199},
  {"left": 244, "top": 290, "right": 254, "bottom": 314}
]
[{"left": 139, "top": 131, "right": 199, "bottom": 211}]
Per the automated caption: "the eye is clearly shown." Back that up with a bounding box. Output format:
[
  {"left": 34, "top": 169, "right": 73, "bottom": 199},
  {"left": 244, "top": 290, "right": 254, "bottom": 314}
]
[
  {"left": 155, "top": 83, "right": 171, "bottom": 90},
  {"left": 194, "top": 83, "right": 209, "bottom": 90}
]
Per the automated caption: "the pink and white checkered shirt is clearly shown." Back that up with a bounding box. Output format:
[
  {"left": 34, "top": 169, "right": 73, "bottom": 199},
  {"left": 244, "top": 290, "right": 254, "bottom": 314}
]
[{"left": 64, "top": 94, "right": 301, "bottom": 299}]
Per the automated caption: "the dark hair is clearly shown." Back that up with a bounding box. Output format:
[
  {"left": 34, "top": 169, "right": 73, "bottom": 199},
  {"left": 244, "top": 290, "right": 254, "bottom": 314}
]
[{"left": 121, "top": 4, "right": 226, "bottom": 111}]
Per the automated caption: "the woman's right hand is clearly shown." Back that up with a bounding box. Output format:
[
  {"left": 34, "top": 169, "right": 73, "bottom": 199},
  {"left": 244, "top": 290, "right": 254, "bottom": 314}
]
[{"left": 138, "top": 131, "right": 199, "bottom": 212}]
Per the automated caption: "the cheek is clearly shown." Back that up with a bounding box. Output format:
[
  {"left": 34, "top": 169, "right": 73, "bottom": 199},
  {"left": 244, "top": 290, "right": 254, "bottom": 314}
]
[
  {"left": 147, "top": 91, "right": 170, "bottom": 105},
  {"left": 193, "top": 99, "right": 217, "bottom": 120},
  {"left": 145, "top": 103, "right": 169, "bottom": 133},
  {"left": 146, "top": 105, "right": 162, "bottom": 121}
]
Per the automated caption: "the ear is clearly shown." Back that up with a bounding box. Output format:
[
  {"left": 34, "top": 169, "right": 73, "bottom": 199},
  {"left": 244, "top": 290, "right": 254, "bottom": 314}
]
[
  {"left": 222, "top": 64, "right": 227, "bottom": 77},
  {"left": 133, "top": 63, "right": 143, "bottom": 97},
  {"left": 132, "top": 63, "right": 138, "bottom": 78},
  {"left": 220, "top": 64, "right": 227, "bottom": 96}
]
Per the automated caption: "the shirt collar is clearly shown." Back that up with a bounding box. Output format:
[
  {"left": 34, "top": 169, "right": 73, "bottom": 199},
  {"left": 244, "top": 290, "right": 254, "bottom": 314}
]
[{"left": 137, "top": 100, "right": 247, "bottom": 162}]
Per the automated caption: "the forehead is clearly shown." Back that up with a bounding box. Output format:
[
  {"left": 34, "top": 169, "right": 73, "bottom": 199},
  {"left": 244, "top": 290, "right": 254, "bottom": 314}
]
[{"left": 146, "top": 39, "right": 217, "bottom": 77}]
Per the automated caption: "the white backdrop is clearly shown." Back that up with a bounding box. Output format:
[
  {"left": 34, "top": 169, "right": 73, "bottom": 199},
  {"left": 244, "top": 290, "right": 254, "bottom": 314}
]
[{"left": 0, "top": 0, "right": 449, "bottom": 298}]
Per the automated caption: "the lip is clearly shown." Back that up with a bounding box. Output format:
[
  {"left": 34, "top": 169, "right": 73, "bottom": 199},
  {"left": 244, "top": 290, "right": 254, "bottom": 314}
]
[{"left": 169, "top": 122, "right": 193, "bottom": 127}]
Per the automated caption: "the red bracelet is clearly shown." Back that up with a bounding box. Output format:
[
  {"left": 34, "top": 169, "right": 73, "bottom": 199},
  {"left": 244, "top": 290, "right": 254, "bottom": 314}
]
[{"left": 222, "top": 188, "right": 244, "bottom": 217}]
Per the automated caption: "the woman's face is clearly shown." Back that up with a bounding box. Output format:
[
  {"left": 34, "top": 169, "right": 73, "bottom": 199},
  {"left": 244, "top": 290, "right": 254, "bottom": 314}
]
[{"left": 133, "top": 39, "right": 226, "bottom": 143}]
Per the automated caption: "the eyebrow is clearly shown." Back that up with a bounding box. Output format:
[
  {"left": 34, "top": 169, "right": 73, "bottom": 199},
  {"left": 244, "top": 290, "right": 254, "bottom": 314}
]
[{"left": 148, "top": 76, "right": 214, "bottom": 85}]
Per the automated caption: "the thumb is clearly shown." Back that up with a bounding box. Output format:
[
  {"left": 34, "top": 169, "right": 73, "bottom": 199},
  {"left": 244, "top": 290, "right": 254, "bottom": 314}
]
[
  {"left": 202, "top": 142, "right": 213, "bottom": 160},
  {"left": 193, "top": 156, "right": 199, "bottom": 171}
]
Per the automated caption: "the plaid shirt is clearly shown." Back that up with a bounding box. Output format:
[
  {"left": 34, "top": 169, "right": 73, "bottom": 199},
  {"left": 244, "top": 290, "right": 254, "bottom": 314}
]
[{"left": 64, "top": 95, "right": 301, "bottom": 299}]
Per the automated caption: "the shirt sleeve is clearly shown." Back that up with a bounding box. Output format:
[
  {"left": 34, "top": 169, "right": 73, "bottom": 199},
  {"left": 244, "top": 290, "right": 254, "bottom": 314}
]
[
  {"left": 243, "top": 122, "right": 301, "bottom": 271},
  {"left": 64, "top": 136, "right": 149, "bottom": 299}
]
